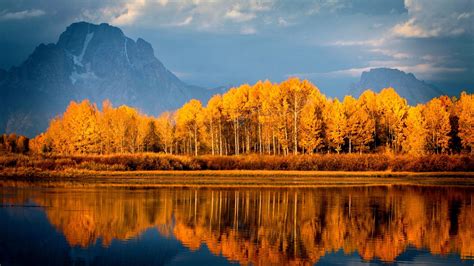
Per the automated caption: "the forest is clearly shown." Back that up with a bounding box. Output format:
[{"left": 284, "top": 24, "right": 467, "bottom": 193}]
[{"left": 28, "top": 78, "right": 473, "bottom": 157}]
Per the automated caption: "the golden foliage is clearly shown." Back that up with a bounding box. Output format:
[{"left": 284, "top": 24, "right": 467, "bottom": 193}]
[{"left": 29, "top": 79, "right": 473, "bottom": 156}]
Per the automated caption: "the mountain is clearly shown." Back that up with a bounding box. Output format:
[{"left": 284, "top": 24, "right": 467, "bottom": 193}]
[
  {"left": 0, "top": 22, "right": 217, "bottom": 137},
  {"left": 348, "top": 68, "right": 444, "bottom": 105}
]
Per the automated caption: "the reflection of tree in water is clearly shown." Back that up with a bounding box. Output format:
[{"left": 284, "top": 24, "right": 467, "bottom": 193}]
[{"left": 5, "top": 186, "right": 473, "bottom": 264}]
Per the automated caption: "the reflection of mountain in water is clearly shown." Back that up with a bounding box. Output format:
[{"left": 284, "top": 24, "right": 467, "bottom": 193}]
[{"left": 3, "top": 186, "right": 474, "bottom": 264}]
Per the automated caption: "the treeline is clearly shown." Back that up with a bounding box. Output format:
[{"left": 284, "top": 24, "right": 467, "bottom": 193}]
[
  {"left": 0, "top": 134, "right": 29, "bottom": 154},
  {"left": 31, "top": 78, "right": 473, "bottom": 156}
]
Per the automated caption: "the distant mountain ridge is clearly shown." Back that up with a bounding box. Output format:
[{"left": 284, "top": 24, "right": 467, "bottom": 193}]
[
  {"left": 349, "top": 68, "right": 445, "bottom": 104},
  {"left": 0, "top": 22, "right": 216, "bottom": 137}
]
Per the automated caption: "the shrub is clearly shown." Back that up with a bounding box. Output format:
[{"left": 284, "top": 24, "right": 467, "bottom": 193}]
[{"left": 0, "top": 153, "right": 473, "bottom": 172}]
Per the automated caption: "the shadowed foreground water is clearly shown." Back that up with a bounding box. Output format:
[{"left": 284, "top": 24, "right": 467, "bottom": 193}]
[{"left": 0, "top": 185, "right": 473, "bottom": 265}]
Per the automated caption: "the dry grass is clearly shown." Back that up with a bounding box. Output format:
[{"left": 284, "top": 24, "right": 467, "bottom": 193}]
[
  {"left": 1, "top": 153, "right": 473, "bottom": 172},
  {"left": 1, "top": 153, "right": 473, "bottom": 188}
]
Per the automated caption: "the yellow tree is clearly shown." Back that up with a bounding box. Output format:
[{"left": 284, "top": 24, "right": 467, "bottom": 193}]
[
  {"left": 30, "top": 133, "right": 46, "bottom": 154},
  {"left": 326, "top": 99, "right": 347, "bottom": 153},
  {"left": 377, "top": 88, "right": 407, "bottom": 153},
  {"left": 98, "top": 100, "right": 115, "bottom": 154},
  {"left": 260, "top": 81, "right": 279, "bottom": 155},
  {"left": 343, "top": 96, "right": 358, "bottom": 153},
  {"left": 145, "top": 119, "right": 160, "bottom": 152},
  {"left": 424, "top": 97, "right": 451, "bottom": 153},
  {"left": 248, "top": 81, "right": 265, "bottom": 154},
  {"left": 206, "top": 95, "right": 225, "bottom": 155},
  {"left": 44, "top": 117, "right": 66, "bottom": 153},
  {"left": 271, "top": 83, "right": 291, "bottom": 155},
  {"left": 223, "top": 87, "right": 248, "bottom": 155},
  {"left": 455, "top": 92, "right": 474, "bottom": 153},
  {"left": 156, "top": 112, "right": 175, "bottom": 154},
  {"left": 402, "top": 105, "right": 427, "bottom": 155},
  {"left": 113, "top": 105, "right": 139, "bottom": 153},
  {"left": 351, "top": 103, "right": 375, "bottom": 153},
  {"left": 358, "top": 90, "right": 379, "bottom": 151},
  {"left": 176, "top": 99, "right": 203, "bottom": 156},
  {"left": 299, "top": 89, "right": 327, "bottom": 153},
  {"left": 60, "top": 100, "right": 100, "bottom": 154},
  {"left": 281, "top": 78, "right": 314, "bottom": 155},
  {"left": 138, "top": 116, "right": 160, "bottom": 152},
  {"left": 137, "top": 115, "right": 149, "bottom": 153}
]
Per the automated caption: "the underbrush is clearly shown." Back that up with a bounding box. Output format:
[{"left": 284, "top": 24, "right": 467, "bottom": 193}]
[{"left": 0, "top": 153, "right": 472, "bottom": 172}]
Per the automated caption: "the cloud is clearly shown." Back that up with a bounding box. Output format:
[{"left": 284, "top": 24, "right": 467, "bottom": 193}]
[
  {"left": 240, "top": 26, "right": 257, "bottom": 35},
  {"left": 392, "top": 0, "right": 473, "bottom": 38},
  {"left": 369, "top": 48, "right": 410, "bottom": 59},
  {"left": 109, "top": 0, "right": 146, "bottom": 26},
  {"left": 0, "top": 9, "right": 46, "bottom": 20},
  {"left": 328, "top": 38, "right": 386, "bottom": 47},
  {"left": 392, "top": 18, "right": 439, "bottom": 38},
  {"left": 80, "top": 0, "right": 274, "bottom": 34},
  {"left": 290, "top": 61, "right": 466, "bottom": 80},
  {"left": 175, "top": 16, "right": 193, "bottom": 26},
  {"left": 225, "top": 7, "right": 256, "bottom": 22},
  {"left": 277, "top": 17, "right": 289, "bottom": 26},
  {"left": 157, "top": 0, "right": 168, "bottom": 6},
  {"left": 457, "top": 12, "right": 473, "bottom": 20}
]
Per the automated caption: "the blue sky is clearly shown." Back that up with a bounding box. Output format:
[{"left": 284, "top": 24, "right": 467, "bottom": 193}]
[{"left": 0, "top": 0, "right": 472, "bottom": 97}]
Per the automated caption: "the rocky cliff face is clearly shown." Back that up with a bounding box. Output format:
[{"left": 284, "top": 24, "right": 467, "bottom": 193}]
[
  {"left": 349, "top": 68, "right": 444, "bottom": 105},
  {"left": 0, "top": 22, "right": 215, "bottom": 137}
]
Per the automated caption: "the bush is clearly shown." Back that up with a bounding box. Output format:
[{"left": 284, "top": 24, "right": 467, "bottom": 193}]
[{"left": 0, "top": 153, "right": 473, "bottom": 172}]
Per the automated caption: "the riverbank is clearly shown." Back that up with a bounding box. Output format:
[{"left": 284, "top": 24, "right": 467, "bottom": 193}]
[
  {"left": 1, "top": 153, "right": 473, "bottom": 172},
  {"left": 1, "top": 169, "right": 474, "bottom": 188}
]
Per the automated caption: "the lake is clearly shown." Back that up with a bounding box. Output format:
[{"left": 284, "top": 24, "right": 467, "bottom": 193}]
[{"left": 0, "top": 184, "right": 473, "bottom": 265}]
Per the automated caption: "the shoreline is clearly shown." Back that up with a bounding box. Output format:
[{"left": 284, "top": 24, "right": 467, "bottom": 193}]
[{"left": 1, "top": 169, "right": 474, "bottom": 188}]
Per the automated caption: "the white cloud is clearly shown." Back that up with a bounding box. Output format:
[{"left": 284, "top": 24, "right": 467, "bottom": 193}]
[
  {"left": 328, "top": 38, "right": 386, "bottom": 47},
  {"left": 457, "top": 12, "right": 473, "bottom": 20},
  {"left": 175, "top": 16, "right": 193, "bottom": 26},
  {"left": 157, "top": 0, "right": 168, "bottom": 6},
  {"left": 392, "top": 0, "right": 473, "bottom": 38},
  {"left": 109, "top": 0, "right": 146, "bottom": 26},
  {"left": 277, "top": 17, "right": 288, "bottom": 26},
  {"left": 392, "top": 18, "right": 439, "bottom": 38},
  {"left": 225, "top": 7, "right": 256, "bottom": 22},
  {"left": 370, "top": 48, "right": 410, "bottom": 59},
  {"left": 0, "top": 9, "right": 45, "bottom": 20},
  {"left": 82, "top": 0, "right": 275, "bottom": 34}
]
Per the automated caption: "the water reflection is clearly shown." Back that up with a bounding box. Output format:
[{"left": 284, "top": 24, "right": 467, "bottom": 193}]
[{"left": 1, "top": 185, "right": 473, "bottom": 265}]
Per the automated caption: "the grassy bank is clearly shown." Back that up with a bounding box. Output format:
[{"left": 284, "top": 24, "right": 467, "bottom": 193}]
[
  {"left": 1, "top": 169, "right": 474, "bottom": 188},
  {"left": 1, "top": 153, "right": 473, "bottom": 172}
]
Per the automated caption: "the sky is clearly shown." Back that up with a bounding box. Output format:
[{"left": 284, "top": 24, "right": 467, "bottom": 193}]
[{"left": 0, "top": 0, "right": 473, "bottom": 97}]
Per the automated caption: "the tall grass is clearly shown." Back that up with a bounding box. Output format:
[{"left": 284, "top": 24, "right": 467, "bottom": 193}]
[{"left": 0, "top": 153, "right": 472, "bottom": 172}]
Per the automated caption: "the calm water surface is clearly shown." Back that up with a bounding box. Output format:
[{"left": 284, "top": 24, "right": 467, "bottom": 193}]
[{"left": 0, "top": 184, "right": 473, "bottom": 265}]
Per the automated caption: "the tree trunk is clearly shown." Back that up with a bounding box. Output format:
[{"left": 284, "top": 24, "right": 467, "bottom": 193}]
[
  {"left": 210, "top": 117, "right": 214, "bottom": 155},
  {"left": 349, "top": 137, "right": 352, "bottom": 154},
  {"left": 234, "top": 119, "right": 239, "bottom": 155},
  {"left": 194, "top": 124, "right": 198, "bottom": 156},
  {"left": 272, "top": 130, "right": 276, "bottom": 155},
  {"left": 294, "top": 96, "right": 298, "bottom": 155},
  {"left": 284, "top": 123, "right": 289, "bottom": 156},
  {"left": 246, "top": 125, "right": 250, "bottom": 153},
  {"left": 258, "top": 110, "right": 262, "bottom": 155},
  {"left": 219, "top": 120, "right": 223, "bottom": 156}
]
